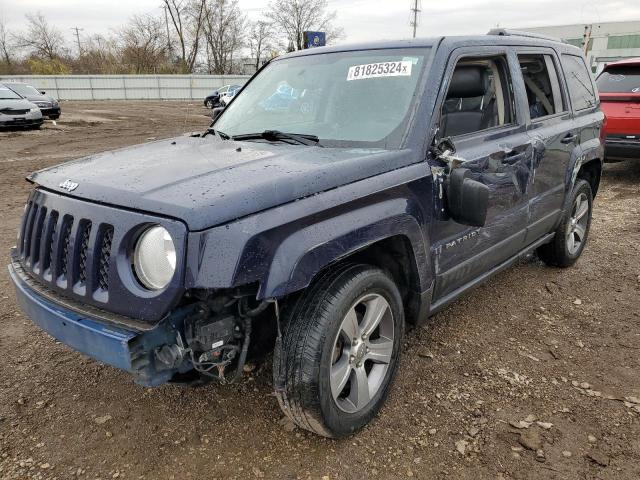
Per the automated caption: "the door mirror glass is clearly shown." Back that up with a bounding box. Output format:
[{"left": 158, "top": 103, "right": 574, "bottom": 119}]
[{"left": 446, "top": 167, "right": 489, "bottom": 227}]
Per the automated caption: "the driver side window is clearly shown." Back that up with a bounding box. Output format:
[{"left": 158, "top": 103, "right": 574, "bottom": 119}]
[{"left": 440, "top": 56, "right": 515, "bottom": 138}]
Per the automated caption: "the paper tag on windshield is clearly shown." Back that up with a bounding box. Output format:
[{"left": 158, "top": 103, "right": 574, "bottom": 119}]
[{"left": 347, "top": 61, "right": 412, "bottom": 81}]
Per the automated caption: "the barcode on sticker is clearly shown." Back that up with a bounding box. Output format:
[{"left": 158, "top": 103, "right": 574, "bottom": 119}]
[{"left": 347, "top": 61, "right": 412, "bottom": 81}]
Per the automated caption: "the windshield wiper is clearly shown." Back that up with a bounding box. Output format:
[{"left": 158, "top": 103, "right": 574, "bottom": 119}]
[
  {"left": 203, "top": 127, "right": 230, "bottom": 139},
  {"left": 232, "top": 130, "right": 322, "bottom": 147}
]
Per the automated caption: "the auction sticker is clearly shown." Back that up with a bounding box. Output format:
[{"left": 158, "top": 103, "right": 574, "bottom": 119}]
[{"left": 347, "top": 61, "right": 412, "bottom": 81}]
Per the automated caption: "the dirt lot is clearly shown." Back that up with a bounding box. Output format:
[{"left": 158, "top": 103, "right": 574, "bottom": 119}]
[{"left": 0, "top": 101, "right": 638, "bottom": 480}]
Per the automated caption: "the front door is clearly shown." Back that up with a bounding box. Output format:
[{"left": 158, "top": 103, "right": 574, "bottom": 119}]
[{"left": 429, "top": 48, "right": 534, "bottom": 302}]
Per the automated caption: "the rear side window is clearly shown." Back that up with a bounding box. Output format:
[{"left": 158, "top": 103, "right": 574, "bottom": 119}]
[
  {"left": 518, "top": 54, "right": 565, "bottom": 120},
  {"left": 561, "top": 54, "right": 597, "bottom": 111},
  {"left": 597, "top": 67, "right": 640, "bottom": 93}
]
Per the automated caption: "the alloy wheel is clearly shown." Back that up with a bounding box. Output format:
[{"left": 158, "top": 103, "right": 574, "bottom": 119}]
[
  {"left": 330, "top": 293, "right": 395, "bottom": 414},
  {"left": 566, "top": 192, "right": 589, "bottom": 255}
]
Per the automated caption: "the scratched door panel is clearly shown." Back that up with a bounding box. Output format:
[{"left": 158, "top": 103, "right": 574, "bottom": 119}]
[
  {"left": 431, "top": 128, "right": 532, "bottom": 299},
  {"left": 429, "top": 48, "right": 533, "bottom": 301},
  {"left": 514, "top": 49, "right": 574, "bottom": 243}
]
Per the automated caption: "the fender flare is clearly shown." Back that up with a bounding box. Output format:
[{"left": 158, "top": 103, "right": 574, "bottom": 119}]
[{"left": 259, "top": 198, "right": 430, "bottom": 299}]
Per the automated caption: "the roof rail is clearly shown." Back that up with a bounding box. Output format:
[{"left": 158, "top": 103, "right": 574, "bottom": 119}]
[{"left": 487, "top": 28, "right": 562, "bottom": 43}]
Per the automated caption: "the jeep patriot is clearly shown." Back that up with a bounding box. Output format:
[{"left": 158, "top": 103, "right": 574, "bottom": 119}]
[{"left": 9, "top": 30, "right": 604, "bottom": 437}]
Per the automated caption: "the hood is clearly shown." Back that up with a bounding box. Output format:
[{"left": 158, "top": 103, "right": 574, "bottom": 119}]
[
  {"left": 29, "top": 135, "right": 415, "bottom": 230},
  {"left": 0, "top": 98, "right": 37, "bottom": 111},
  {"left": 22, "top": 92, "right": 56, "bottom": 103}
]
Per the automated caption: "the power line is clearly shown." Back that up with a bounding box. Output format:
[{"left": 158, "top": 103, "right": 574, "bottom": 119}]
[
  {"left": 410, "top": 0, "right": 421, "bottom": 39},
  {"left": 71, "top": 26, "right": 83, "bottom": 55}
]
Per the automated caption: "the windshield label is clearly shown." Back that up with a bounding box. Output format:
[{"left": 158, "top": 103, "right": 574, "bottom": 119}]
[{"left": 347, "top": 61, "right": 412, "bottom": 81}]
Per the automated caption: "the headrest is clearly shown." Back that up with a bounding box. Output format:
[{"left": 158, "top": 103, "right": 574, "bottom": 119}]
[{"left": 447, "top": 66, "right": 487, "bottom": 99}]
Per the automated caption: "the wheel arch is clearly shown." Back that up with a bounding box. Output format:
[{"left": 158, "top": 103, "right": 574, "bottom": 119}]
[
  {"left": 577, "top": 158, "right": 602, "bottom": 198},
  {"left": 259, "top": 203, "right": 431, "bottom": 324}
]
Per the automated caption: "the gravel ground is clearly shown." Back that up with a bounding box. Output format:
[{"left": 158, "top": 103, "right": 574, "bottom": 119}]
[{"left": 0, "top": 101, "right": 639, "bottom": 480}]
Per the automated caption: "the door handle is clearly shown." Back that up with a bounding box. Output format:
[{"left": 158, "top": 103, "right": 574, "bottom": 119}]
[{"left": 561, "top": 133, "right": 578, "bottom": 144}]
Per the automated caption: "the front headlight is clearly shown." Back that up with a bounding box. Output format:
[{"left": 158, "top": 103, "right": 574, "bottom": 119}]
[
  {"left": 133, "top": 226, "right": 176, "bottom": 290},
  {"left": 29, "top": 108, "right": 39, "bottom": 112}
]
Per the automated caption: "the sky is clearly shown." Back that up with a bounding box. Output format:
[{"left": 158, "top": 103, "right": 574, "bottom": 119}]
[{"left": 2, "top": 0, "right": 640, "bottom": 47}]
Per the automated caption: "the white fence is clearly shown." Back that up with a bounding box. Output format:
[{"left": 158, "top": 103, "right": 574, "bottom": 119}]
[{"left": 0, "top": 75, "right": 251, "bottom": 101}]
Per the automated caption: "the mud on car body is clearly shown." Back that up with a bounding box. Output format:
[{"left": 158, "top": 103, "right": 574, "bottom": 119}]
[{"left": 9, "top": 29, "right": 604, "bottom": 438}]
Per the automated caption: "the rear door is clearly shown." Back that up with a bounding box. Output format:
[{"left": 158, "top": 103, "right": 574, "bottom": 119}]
[
  {"left": 429, "top": 46, "right": 534, "bottom": 301},
  {"left": 514, "top": 49, "right": 574, "bottom": 242}
]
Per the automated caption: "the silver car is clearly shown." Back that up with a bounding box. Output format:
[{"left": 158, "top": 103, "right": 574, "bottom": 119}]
[{"left": 0, "top": 85, "right": 43, "bottom": 129}]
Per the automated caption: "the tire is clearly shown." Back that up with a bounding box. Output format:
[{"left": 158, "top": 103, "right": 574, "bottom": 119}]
[
  {"left": 537, "top": 179, "right": 593, "bottom": 268},
  {"left": 205, "top": 100, "right": 214, "bottom": 109},
  {"left": 274, "top": 264, "right": 404, "bottom": 438},
  {"left": 49, "top": 115, "right": 60, "bottom": 120}
]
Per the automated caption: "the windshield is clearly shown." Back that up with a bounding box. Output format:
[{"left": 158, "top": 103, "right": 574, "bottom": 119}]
[
  {"left": 215, "top": 48, "right": 431, "bottom": 148},
  {"left": 597, "top": 67, "right": 640, "bottom": 93},
  {"left": 7, "top": 84, "right": 40, "bottom": 96},
  {"left": 0, "top": 86, "right": 22, "bottom": 100}
]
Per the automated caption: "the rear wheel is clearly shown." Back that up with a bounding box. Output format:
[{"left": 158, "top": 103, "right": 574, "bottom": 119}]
[
  {"left": 537, "top": 179, "right": 593, "bottom": 267},
  {"left": 205, "top": 99, "right": 214, "bottom": 109},
  {"left": 274, "top": 264, "right": 404, "bottom": 437}
]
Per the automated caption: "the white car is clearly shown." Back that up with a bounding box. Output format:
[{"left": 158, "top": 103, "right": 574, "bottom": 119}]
[{"left": 220, "top": 85, "right": 241, "bottom": 106}]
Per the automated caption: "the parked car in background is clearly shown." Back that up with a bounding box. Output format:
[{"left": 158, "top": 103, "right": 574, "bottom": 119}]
[
  {"left": 4, "top": 82, "right": 61, "bottom": 120},
  {"left": 204, "top": 90, "right": 221, "bottom": 109},
  {"left": 596, "top": 58, "right": 640, "bottom": 161},
  {"left": 204, "top": 84, "right": 241, "bottom": 109},
  {"left": 0, "top": 85, "right": 43, "bottom": 129},
  {"left": 219, "top": 85, "right": 241, "bottom": 106}
]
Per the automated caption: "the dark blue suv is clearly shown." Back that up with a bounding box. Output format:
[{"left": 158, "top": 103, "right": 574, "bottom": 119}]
[{"left": 9, "top": 30, "right": 604, "bottom": 438}]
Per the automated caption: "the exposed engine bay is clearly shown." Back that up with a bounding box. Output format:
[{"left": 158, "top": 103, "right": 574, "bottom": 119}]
[{"left": 152, "top": 289, "right": 278, "bottom": 385}]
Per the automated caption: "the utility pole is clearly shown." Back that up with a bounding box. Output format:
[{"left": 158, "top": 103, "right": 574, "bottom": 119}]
[
  {"left": 410, "top": 0, "right": 421, "bottom": 38},
  {"left": 163, "top": 5, "right": 172, "bottom": 58},
  {"left": 71, "top": 26, "right": 83, "bottom": 55},
  {"left": 582, "top": 23, "right": 593, "bottom": 55}
]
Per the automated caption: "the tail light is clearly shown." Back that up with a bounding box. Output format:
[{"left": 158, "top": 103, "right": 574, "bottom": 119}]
[{"left": 599, "top": 113, "right": 608, "bottom": 145}]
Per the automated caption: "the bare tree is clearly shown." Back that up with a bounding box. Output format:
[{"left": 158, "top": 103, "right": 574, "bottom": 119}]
[
  {"left": 162, "top": 0, "right": 206, "bottom": 73},
  {"left": 14, "top": 12, "right": 66, "bottom": 60},
  {"left": 247, "top": 20, "right": 273, "bottom": 71},
  {"left": 118, "top": 14, "right": 169, "bottom": 73},
  {"left": 0, "top": 15, "right": 13, "bottom": 69},
  {"left": 202, "top": 0, "right": 246, "bottom": 74},
  {"left": 265, "top": 0, "right": 342, "bottom": 51},
  {"left": 74, "top": 34, "right": 121, "bottom": 74}
]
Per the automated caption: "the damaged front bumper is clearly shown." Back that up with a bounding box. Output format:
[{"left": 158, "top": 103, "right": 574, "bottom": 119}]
[{"left": 8, "top": 261, "right": 194, "bottom": 386}]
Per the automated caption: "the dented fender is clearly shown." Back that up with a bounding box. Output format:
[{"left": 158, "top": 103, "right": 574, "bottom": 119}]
[
  {"left": 184, "top": 163, "right": 434, "bottom": 300},
  {"left": 263, "top": 200, "right": 429, "bottom": 298}
]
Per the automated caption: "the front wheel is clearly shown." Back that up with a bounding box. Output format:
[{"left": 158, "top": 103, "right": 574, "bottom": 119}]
[
  {"left": 274, "top": 264, "right": 404, "bottom": 438},
  {"left": 205, "top": 99, "right": 214, "bottom": 109},
  {"left": 537, "top": 179, "right": 593, "bottom": 267}
]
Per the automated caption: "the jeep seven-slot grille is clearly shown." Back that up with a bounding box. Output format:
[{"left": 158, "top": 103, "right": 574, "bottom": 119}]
[
  {"left": 97, "top": 227, "right": 113, "bottom": 292},
  {"left": 18, "top": 201, "right": 114, "bottom": 301}
]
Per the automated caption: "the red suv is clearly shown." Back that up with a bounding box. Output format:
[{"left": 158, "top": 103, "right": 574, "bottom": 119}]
[{"left": 597, "top": 58, "right": 640, "bottom": 161}]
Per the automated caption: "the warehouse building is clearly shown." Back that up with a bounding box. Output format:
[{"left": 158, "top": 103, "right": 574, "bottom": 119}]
[{"left": 523, "top": 20, "right": 640, "bottom": 73}]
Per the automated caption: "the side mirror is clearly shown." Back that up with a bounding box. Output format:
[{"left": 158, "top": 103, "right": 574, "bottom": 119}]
[
  {"left": 446, "top": 168, "right": 489, "bottom": 227},
  {"left": 40, "top": 91, "right": 46, "bottom": 94},
  {"left": 211, "top": 106, "right": 225, "bottom": 121}
]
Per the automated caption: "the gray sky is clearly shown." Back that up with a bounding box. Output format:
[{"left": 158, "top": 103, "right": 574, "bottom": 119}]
[{"left": 2, "top": 0, "right": 640, "bottom": 46}]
